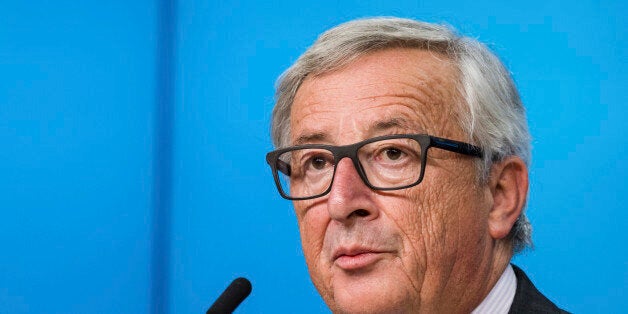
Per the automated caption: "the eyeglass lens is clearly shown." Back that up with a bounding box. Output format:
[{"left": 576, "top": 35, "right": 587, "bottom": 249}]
[{"left": 276, "top": 137, "right": 424, "bottom": 199}]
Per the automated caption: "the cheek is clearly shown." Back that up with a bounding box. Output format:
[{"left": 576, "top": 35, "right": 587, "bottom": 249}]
[
  {"left": 418, "top": 180, "right": 459, "bottom": 248},
  {"left": 393, "top": 163, "right": 487, "bottom": 273},
  {"left": 393, "top": 185, "right": 450, "bottom": 269},
  {"left": 294, "top": 203, "right": 328, "bottom": 273},
  {"left": 295, "top": 203, "right": 337, "bottom": 302},
  {"left": 415, "top": 165, "right": 488, "bottom": 261}
]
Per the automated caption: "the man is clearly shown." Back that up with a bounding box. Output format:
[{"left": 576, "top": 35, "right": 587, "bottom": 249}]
[{"left": 266, "top": 17, "right": 568, "bottom": 313}]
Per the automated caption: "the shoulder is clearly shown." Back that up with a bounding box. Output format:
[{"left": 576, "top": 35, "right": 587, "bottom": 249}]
[{"left": 508, "top": 264, "right": 570, "bottom": 314}]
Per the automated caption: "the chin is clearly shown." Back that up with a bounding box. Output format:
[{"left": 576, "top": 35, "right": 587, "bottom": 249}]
[
  {"left": 324, "top": 270, "right": 413, "bottom": 314},
  {"left": 331, "top": 292, "right": 409, "bottom": 314}
]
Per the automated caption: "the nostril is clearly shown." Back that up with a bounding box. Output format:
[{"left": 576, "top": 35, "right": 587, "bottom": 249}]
[{"left": 352, "top": 209, "right": 370, "bottom": 217}]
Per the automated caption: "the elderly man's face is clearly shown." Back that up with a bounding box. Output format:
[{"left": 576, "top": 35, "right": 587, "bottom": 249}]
[{"left": 289, "top": 48, "right": 497, "bottom": 313}]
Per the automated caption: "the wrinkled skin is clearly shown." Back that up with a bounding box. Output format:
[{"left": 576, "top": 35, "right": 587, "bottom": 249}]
[{"left": 289, "top": 48, "right": 527, "bottom": 313}]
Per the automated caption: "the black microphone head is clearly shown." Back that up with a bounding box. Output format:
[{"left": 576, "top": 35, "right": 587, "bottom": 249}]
[{"left": 206, "top": 277, "right": 252, "bottom": 314}]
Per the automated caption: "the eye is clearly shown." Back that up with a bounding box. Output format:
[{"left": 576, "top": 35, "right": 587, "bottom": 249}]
[
  {"left": 310, "top": 156, "right": 328, "bottom": 170},
  {"left": 303, "top": 152, "right": 334, "bottom": 172},
  {"left": 384, "top": 148, "right": 403, "bottom": 161},
  {"left": 378, "top": 146, "right": 407, "bottom": 162}
]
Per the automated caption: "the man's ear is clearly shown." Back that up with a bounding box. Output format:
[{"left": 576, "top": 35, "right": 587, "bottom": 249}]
[{"left": 487, "top": 156, "right": 529, "bottom": 240}]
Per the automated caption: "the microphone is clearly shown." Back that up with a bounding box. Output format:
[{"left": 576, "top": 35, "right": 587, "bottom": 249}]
[{"left": 206, "top": 277, "right": 252, "bottom": 314}]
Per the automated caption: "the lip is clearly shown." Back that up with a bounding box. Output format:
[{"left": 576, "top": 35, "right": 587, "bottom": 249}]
[{"left": 332, "top": 247, "right": 388, "bottom": 270}]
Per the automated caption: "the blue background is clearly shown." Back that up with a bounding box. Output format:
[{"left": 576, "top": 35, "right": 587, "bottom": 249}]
[{"left": 1, "top": 0, "right": 626, "bottom": 313}]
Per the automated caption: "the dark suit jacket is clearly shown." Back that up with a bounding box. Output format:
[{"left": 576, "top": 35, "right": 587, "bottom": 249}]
[{"left": 508, "top": 264, "right": 569, "bottom": 314}]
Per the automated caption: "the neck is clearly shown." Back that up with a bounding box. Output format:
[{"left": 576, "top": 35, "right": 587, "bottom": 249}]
[
  {"left": 471, "top": 240, "right": 514, "bottom": 311},
  {"left": 436, "top": 239, "right": 514, "bottom": 314}
]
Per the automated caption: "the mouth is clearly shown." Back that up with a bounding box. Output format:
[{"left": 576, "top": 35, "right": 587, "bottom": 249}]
[{"left": 332, "top": 247, "right": 388, "bottom": 271}]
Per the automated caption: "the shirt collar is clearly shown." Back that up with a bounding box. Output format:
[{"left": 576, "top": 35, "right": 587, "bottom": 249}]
[{"left": 471, "top": 264, "right": 517, "bottom": 314}]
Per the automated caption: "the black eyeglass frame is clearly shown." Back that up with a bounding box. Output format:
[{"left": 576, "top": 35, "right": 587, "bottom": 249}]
[{"left": 265, "top": 134, "right": 484, "bottom": 200}]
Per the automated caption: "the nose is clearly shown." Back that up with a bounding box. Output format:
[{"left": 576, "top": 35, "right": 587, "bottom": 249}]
[{"left": 327, "top": 158, "right": 379, "bottom": 224}]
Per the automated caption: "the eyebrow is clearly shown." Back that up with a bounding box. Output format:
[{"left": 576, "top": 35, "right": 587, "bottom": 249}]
[
  {"left": 293, "top": 132, "right": 329, "bottom": 146},
  {"left": 292, "top": 117, "right": 422, "bottom": 146},
  {"left": 370, "top": 117, "right": 416, "bottom": 133},
  {"left": 366, "top": 116, "right": 427, "bottom": 139}
]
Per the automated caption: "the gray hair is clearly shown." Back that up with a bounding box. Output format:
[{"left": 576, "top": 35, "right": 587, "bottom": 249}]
[{"left": 270, "top": 17, "right": 532, "bottom": 253}]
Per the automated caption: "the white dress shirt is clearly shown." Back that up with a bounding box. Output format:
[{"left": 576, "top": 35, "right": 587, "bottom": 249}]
[{"left": 471, "top": 264, "right": 517, "bottom": 314}]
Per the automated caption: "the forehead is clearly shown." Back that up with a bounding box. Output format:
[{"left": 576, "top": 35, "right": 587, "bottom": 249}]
[{"left": 290, "top": 48, "right": 463, "bottom": 145}]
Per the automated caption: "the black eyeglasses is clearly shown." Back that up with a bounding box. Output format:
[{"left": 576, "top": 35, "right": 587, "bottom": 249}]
[{"left": 266, "top": 134, "right": 483, "bottom": 200}]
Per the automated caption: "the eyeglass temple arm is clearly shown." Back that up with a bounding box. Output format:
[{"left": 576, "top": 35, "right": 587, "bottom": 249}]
[
  {"left": 276, "top": 160, "right": 291, "bottom": 176},
  {"left": 430, "top": 136, "right": 484, "bottom": 158},
  {"left": 266, "top": 153, "right": 292, "bottom": 176}
]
